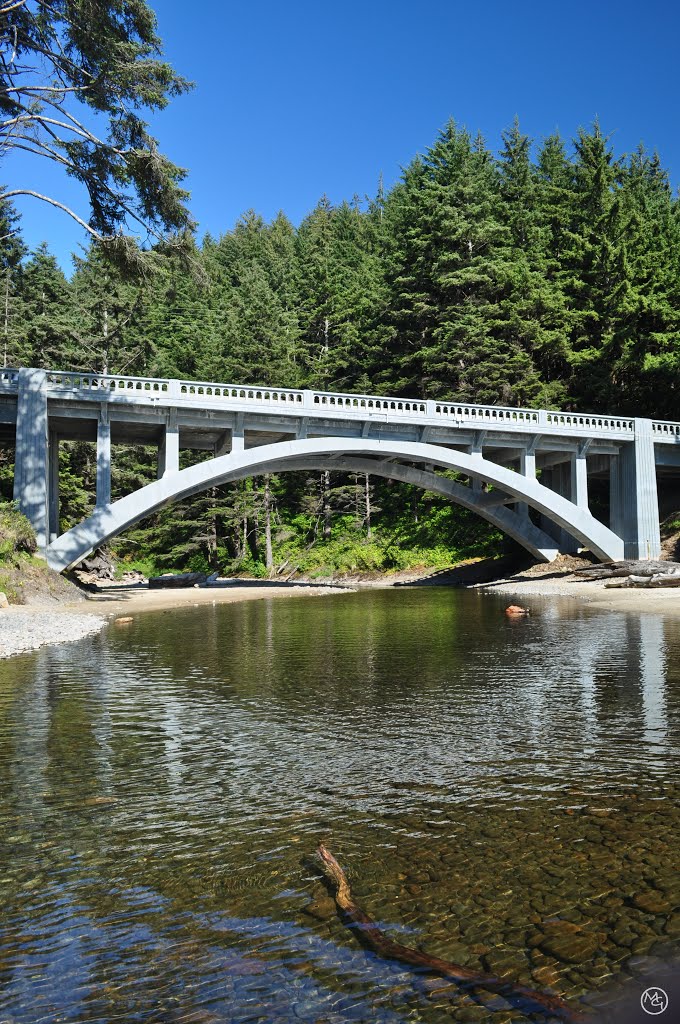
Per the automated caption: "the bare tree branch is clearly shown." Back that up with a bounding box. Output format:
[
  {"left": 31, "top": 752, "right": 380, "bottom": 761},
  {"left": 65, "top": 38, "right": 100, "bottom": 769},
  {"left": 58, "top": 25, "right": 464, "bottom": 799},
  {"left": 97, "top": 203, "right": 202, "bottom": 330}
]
[
  {"left": 1, "top": 190, "right": 104, "bottom": 239},
  {"left": 0, "top": 0, "right": 28, "bottom": 15}
]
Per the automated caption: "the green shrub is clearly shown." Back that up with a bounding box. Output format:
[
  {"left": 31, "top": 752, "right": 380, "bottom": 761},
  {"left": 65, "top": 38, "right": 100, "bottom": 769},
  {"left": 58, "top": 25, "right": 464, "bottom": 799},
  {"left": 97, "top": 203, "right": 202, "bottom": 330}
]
[
  {"left": 115, "top": 555, "right": 160, "bottom": 579},
  {"left": 0, "top": 502, "right": 37, "bottom": 562}
]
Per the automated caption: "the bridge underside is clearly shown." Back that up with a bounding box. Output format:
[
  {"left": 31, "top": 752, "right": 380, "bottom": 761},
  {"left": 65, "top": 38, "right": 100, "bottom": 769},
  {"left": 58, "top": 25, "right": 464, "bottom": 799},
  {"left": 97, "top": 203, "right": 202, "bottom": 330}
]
[{"left": 45, "top": 437, "right": 627, "bottom": 572}]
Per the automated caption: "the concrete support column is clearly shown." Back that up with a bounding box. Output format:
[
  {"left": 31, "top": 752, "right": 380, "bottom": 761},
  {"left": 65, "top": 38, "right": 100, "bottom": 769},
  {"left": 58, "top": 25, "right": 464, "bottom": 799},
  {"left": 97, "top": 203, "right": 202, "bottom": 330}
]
[
  {"left": 540, "top": 460, "right": 579, "bottom": 554},
  {"left": 609, "top": 454, "right": 623, "bottom": 537},
  {"left": 13, "top": 368, "right": 49, "bottom": 550},
  {"left": 610, "top": 419, "right": 660, "bottom": 559},
  {"left": 157, "top": 410, "right": 179, "bottom": 478},
  {"left": 231, "top": 413, "right": 245, "bottom": 453},
  {"left": 96, "top": 407, "right": 111, "bottom": 508},
  {"left": 48, "top": 430, "right": 60, "bottom": 542},
  {"left": 516, "top": 447, "right": 536, "bottom": 519},
  {"left": 470, "top": 431, "right": 485, "bottom": 494},
  {"left": 571, "top": 453, "right": 589, "bottom": 510}
]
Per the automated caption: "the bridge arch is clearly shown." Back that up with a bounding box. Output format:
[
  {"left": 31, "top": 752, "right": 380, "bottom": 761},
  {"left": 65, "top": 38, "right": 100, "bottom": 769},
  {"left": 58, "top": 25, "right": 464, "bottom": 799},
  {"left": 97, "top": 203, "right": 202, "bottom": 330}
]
[{"left": 45, "top": 437, "right": 625, "bottom": 572}]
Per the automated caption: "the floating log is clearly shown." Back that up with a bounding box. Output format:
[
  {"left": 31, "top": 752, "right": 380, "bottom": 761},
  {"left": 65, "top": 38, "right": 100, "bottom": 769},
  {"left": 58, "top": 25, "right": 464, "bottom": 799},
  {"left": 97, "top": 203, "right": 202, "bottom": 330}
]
[{"left": 316, "top": 843, "right": 586, "bottom": 1023}]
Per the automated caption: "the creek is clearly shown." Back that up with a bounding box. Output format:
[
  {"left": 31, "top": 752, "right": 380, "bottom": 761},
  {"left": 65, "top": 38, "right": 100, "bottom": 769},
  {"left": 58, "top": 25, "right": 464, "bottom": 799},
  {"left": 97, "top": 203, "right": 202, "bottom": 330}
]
[{"left": 0, "top": 588, "right": 678, "bottom": 1023}]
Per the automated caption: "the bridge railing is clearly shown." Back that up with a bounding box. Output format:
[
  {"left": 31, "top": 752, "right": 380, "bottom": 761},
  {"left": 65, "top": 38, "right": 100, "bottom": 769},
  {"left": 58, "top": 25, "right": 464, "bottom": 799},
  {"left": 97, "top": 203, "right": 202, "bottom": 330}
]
[
  {"left": 652, "top": 420, "right": 680, "bottom": 438},
  {"left": 45, "top": 370, "right": 170, "bottom": 394},
  {"left": 544, "top": 411, "right": 634, "bottom": 433},
  {"left": 0, "top": 369, "right": 19, "bottom": 391},
  {"left": 2, "top": 367, "right": 679, "bottom": 439},
  {"left": 179, "top": 380, "right": 304, "bottom": 404},
  {"left": 311, "top": 390, "right": 427, "bottom": 414}
]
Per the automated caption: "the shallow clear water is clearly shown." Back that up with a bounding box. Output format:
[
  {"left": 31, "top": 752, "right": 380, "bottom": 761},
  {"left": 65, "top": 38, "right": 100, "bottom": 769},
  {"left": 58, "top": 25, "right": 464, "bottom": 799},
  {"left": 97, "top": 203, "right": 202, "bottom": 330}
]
[{"left": 0, "top": 588, "right": 679, "bottom": 1023}]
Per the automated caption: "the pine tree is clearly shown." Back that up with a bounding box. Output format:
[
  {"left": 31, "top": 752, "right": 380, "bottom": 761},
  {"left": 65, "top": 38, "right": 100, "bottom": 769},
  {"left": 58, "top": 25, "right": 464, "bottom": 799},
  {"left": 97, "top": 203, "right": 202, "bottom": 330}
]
[
  {"left": 69, "top": 245, "right": 149, "bottom": 374},
  {"left": 559, "top": 123, "right": 631, "bottom": 409},
  {"left": 0, "top": 195, "right": 26, "bottom": 368},
  {"left": 385, "top": 120, "right": 543, "bottom": 405},
  {"left": 497, "top": 120, "right": 570, "bottom": 407},
  {"left": 612, "top": 147, "right": 680, "bottom": 415},
  {"left": 17, "top": 243, "right": 72, "bottom": 367}
]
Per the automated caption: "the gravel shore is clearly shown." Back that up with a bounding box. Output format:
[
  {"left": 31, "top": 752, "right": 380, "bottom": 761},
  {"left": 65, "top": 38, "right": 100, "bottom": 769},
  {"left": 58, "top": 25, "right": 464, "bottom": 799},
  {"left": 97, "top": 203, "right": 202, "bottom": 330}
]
[{"left": 0, "top": 608, "right": 105, "bottom": 659}]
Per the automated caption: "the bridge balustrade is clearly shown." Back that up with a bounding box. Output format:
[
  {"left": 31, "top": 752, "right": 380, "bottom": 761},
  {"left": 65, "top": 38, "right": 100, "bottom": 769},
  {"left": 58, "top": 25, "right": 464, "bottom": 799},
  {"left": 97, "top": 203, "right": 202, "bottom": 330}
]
[
  {"left": 652, "top": 420, "right": 680, "bottom": 438},
  {"left": 179, "top": 382, "right": 304, "bottom": 403},
  {"left": 45, "top": 370, "right": 170, "bottom": 394}
]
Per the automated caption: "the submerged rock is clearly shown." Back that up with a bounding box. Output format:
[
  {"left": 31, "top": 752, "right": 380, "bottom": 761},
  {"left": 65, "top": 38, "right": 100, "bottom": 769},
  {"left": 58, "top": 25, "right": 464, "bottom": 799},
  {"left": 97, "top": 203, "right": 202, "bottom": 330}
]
[
  {"left": 540, "top": 932, "right": 599, "bottom": 963},
  {"left": 631, "top": 890, "right": 672, "bottom": 914}
]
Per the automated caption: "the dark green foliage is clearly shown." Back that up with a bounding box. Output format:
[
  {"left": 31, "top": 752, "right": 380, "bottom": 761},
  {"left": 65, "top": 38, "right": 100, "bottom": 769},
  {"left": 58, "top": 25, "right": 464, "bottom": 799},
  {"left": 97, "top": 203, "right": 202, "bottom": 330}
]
[
  {"left": 3, "top": 117, "right": 680, "bottom": 573},
  {"left": 14, "top": 243, "right": 72, "bottom": 367}
]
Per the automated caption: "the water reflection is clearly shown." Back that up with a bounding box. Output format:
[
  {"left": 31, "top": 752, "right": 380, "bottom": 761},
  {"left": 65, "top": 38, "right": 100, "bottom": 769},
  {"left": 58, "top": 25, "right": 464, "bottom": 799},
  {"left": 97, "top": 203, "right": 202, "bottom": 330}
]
[{"left": 0, "top": 589, "right": 679, "bottom": 1023}]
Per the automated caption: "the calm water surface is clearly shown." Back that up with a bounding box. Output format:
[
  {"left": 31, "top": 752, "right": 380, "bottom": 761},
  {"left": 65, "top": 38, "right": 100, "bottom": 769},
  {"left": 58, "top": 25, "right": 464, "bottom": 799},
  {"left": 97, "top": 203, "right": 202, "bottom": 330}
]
[{"left": 0, "top": 588, "right": 679, "bottom": 1024}]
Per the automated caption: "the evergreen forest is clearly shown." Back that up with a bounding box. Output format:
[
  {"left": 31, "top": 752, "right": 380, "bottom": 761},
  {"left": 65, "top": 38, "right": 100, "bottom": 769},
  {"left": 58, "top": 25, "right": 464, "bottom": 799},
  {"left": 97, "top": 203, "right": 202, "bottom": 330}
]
[{"left": 2, "top": 119, "right": 680, "bottom": 576}]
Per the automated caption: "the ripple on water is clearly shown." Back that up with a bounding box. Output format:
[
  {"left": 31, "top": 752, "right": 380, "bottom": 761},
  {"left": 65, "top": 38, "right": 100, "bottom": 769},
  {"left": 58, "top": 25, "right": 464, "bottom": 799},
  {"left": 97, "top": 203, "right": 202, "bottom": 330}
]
[{"left": 0, "top": 588, "right": 678, "bottom": 1023}]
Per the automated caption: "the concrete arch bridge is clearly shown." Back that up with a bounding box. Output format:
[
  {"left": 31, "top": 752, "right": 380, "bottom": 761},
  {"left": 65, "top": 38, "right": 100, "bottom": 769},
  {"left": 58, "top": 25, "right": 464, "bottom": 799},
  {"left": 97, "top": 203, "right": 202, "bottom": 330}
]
[{"left": 3, "top": 368, "right": 679, "bottom": 572}]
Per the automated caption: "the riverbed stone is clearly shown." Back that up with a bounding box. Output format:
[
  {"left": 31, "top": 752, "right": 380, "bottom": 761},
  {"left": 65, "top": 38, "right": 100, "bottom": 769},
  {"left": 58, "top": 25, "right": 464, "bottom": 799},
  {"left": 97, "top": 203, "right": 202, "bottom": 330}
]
[
  {"left": 532, "top": 963, "right": 562, "bottom": 988},
  {"left": 631, "top": 890, "right": 671, "bottom": 914},
  {"left": 302, "top": 896, "right": 337, "bottom": 921},
  {"left": 539, "top": 932, "right": 599, "bottom": 963},
  {"left": 664, "top": 912, "right": 680, "bottom": 937}
]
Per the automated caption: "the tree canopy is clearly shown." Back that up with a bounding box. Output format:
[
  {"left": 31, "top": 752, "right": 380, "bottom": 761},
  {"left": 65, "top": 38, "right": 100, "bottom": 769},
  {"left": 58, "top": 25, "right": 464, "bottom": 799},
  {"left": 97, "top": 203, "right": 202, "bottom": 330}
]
[{"left": 0, "top": 0, "right": 193, "bottom": 272}]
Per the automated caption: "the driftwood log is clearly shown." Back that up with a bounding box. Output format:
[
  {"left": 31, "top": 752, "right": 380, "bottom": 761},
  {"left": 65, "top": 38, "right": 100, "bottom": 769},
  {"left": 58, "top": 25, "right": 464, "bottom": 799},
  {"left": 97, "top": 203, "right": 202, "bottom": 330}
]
[
  {"left": 149, "top": 571, "right": 207, "bottom": 589},
  {"left": 317, "top": 844, "right": 587, "bottom": 1023},
  {"left": 574, "top": 560, "right": 680, "bottom": 589},
  {"left": 574, "top": 560, "right": 680, "bottom": 581}
]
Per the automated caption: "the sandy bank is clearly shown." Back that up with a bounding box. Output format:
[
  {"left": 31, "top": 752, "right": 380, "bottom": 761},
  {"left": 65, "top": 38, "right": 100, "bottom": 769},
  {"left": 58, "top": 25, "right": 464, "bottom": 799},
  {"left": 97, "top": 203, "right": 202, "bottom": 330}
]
[{"left": 79, "top": 578, "right": 353, "bottom": 616}]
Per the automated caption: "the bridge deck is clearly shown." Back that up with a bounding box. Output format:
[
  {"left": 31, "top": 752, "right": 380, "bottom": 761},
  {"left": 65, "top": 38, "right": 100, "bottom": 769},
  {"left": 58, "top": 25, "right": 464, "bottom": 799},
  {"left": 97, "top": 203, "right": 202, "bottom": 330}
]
[{"left": 0, "top": 368, "right": 678, "bottom": 451}]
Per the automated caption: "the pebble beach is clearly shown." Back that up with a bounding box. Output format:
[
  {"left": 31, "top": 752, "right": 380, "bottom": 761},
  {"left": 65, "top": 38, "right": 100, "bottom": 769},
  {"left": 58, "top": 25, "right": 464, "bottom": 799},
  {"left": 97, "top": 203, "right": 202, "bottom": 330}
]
[{"left": 0, "top": 607, "right": 105, "bottom": 658}]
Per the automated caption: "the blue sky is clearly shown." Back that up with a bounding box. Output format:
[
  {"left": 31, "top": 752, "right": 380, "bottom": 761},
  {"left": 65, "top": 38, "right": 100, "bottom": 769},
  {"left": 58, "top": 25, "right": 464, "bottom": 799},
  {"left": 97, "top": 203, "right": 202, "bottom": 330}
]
[{"left": 5, "top": 0, "right": 679, "bottom": 270}]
